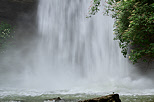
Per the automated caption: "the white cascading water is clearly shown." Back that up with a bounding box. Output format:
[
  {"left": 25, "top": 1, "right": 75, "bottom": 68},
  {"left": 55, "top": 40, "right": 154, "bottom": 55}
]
[
  {"left": 31, "top": 0, "right": 154, "bottom": 94},
  {"left": 37, "top": 0, "right": 124, "bottom": 84},
  {"left": 32, "top": 0, "right": 131, "bottom": 92},
  {"left": 22, "top": 0, "right": 154, "bottom": 94},
  {"left": 0, "top": 0, "right": 154, "bottom": 97}
]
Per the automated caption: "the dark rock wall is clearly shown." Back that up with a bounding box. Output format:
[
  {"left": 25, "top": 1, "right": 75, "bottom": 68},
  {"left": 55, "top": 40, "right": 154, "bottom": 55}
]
[
  {"left": 0, "top": 0, "right": 37, "bottom": 25},
  {"left": 0, "top": 0, "right": 38, "bottom": 47}
]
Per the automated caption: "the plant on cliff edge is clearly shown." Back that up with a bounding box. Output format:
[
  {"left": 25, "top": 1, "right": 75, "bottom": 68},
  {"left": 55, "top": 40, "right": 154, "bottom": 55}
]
[{"left": 88, "top": 0, "right": 154, "bottom": 64}]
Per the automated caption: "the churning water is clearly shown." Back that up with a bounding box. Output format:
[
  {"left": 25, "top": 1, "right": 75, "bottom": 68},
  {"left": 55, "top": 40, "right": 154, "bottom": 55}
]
[{"left": 0, "top": 0, "right": 154, "bottom": 100}]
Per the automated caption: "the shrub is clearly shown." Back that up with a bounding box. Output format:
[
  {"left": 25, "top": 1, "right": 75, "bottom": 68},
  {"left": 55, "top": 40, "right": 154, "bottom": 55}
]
[
  {"left": 88, "top": 0, "right": 154, "bottom": 64},
  {"left": 0, "top": 21, "right": 15, "bottom": 53}
]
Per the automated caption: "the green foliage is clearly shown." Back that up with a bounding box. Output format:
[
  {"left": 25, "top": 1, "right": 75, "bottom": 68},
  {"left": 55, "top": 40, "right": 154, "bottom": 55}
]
[
  {"left": 0, "top": 21, "right": 15, "bottom": 53},
  {"left": 87, "top": 0, "right": 101, "bottom": 18},
  {"left": 88, "top": 0, "right": 154, "bottom": 63}
]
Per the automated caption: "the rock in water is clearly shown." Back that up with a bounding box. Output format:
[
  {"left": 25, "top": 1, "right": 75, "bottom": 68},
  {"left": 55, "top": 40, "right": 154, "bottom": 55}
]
[
  {"left": 44, "top": 97, "right": 65, "bottom": 102},
  {"left": 79, "top": 94, "right": 121, "bottom": 102}
]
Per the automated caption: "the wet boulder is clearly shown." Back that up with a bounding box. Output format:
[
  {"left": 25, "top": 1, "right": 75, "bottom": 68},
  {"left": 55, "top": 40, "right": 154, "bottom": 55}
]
[
  {"left": 79, "top": 94, "right": 121, "bottom": 102},
  {"left": 44, "top": 97, "right": 65, "bottom": 102}
]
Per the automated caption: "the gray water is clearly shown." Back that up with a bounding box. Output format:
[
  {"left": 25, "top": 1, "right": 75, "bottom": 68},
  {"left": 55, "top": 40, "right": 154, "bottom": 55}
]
[
  {"left": 0, "top": 0, "right": 154, "bottom": 101},
  {"left": 1, "top": 94, "right": 154, "bottom": 102}
]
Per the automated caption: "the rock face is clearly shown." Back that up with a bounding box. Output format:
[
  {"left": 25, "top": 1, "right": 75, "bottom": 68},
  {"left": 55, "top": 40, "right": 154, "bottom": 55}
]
[
  {"left": 79, "top": 94, "right": 121, "bottom": 102},
  {"left": 0, "top": 0, "right": 37, "bottom": 25},
  {"left": 0, "top": 0, "right": 38, "bottom": 46}
]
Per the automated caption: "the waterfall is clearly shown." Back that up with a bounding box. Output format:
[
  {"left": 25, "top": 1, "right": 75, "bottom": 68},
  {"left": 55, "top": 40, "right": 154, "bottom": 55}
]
[
  {"left": 0, "top": 0, "right": 154, "bottom": 96},
  {"left": 33, "top": 0, "right": 154, "bottom": 94},
  {"left": 32, "top": 0, "right": 132, "bottom": 91}
]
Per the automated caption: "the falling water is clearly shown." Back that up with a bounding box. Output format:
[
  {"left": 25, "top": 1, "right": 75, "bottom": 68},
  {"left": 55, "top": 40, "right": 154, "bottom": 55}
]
[
  {"left": 34, "top": 0, "right": 131, "bottom": 91},
  {"left": 0, "top": 0, "right": 154, "bottom": 99},
  {"left": 33, "top": 0, "right": 154, "bottom": 94}
]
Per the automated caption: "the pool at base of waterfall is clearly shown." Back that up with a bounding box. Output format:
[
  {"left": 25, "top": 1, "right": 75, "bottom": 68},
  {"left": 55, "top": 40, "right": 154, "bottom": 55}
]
[
  {"left": 0, "top": 89, "right": 154, "bottom": 102},
  {"left": 1, "top": 94, "right": 154, "bottom": 102}
]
